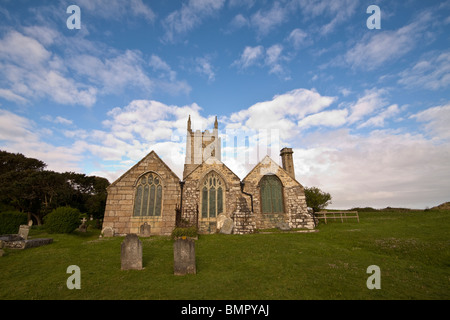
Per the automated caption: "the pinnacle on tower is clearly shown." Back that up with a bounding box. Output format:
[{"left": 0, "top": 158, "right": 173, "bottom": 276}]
[
  {"left": 214, "top": 116, "right": 218, "bottom": 129},
  {"left": 187, "top": 115, "right": 191, "bottom": 131}
]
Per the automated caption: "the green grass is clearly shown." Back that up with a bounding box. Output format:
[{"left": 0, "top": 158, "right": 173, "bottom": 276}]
[{"left": 0, "top": 211, "right": 449, "bottom": 300}]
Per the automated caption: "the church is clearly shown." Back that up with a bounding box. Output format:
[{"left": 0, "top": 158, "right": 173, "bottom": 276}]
[{"left": 102, "top": 116, "right": 315, "bottom": 236}]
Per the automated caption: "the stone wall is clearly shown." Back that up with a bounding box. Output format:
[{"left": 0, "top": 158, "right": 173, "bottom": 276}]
[
  {"left": 181, "top": 157, "right": 251, "bottom": 234},
  {"left": 242, "top": 156, "right": 314, "bottom": 230},
  {"left": 102, "top": 151, "right": 181, "bottom": 236}
]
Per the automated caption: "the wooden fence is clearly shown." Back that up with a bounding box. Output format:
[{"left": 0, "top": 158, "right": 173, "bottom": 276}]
[{"left": 315, "top": 211, "right": 359, "bottom": 224}]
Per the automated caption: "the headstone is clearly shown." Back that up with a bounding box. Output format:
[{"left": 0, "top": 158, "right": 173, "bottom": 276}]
[
  {"left": 79, "top": 223, "right": 88, "bottom": 233},
  {"left": 102, "top": 227, "right": 115, "bottom": 237},
  {"left": 276, "top": 221, "right": 291, "bottom": 231},
  {"left": 28, "top": 220, "right": 33, "bottom": 227},
  {"left": 79, "top": 217, "right": 88, "bottom": 232},
  {"left": 18, "top": 225, "right": 30, "bottom": 240},
  {"left": 121, "top": 234, "right": 143, "bottom": 270},
  {"left": 139, "top": 222, "right": 151, "bottom": 237},
  {"left": 219, "top": 217, "right": 234, "bottom": 234},
  {"left": 174, "top": 238, "right": 196, "bottom": 275},
  {"left": 216, "top": 214, "right": 227, "bottom": 231}
]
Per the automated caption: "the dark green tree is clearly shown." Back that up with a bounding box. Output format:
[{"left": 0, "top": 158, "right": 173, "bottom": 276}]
[{"left": 304, "top": 186, "right": 332, "bottom": 212}]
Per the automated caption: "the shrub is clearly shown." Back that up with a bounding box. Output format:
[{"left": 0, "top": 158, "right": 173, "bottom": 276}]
[
  {"left": 0, "top": 211, "right": 27, "bottom": 234},
  {"left": 171, "top": 226, "right": 198, "bottom": 239},
  {"left": 44, "top": 206, "right": 81, "bottom": 234}
]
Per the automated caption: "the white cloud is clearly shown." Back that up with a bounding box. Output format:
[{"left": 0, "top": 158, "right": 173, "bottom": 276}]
[
  {"left": 294, "top": 0, "right": 358, "bottom": 35},
  {"left": 296, "top": 128, "right": 450, "bottom": 209},
  {"left": 250, "top": 2, "right": 287, "bottom": 36},
  {"left": 229, "top": 14, "right": 249, "bottom": 30},
  {"left": 70, "top": 50, "right": 152, "bottom": 96},
  {"left": 149, "top": 54, "right": 177, "bottom": 82},
  {"left": 162, "top": 0, "right": 226, "bottom": 42},
  {"left": 75, "top": 0, "right": 156, "bottom": 22},
  {"left": 0, "top": 31, "right": 98, "bottom": 107},
  {"left": 228, "top": 88, "right": 336, "bottom": 139},
  {"left": 358, "top": 104, "right": 400, "bottom": 129},
  {"left": 347, "top": 88, "right": 388, "bottom": 124},
  {"left": 0, "top": 109, "right": 82, "bottom": 172},
  {"left": 233, "top": 45, "right": 264, "bottom": 69},
  {"left": 286, "top": 28, "right": 310, "bottom": 49},
  {"left": 233, "top": 44, "right": 289, "bottom": 77},
  {"left": 298, "top": 109, "right": 348, "bottom": 129},
  {"left": 344, "top": 13, "right": 433, "bottom": 70},
  {"left": 265, "top": 44, "right": 285, "bottom": 75},
  {"left": 0, "top": 88, "right": 28, "bottom": 104},
  {"left": 410, "top": 104, "right": 450, "bottom": 140},
  {"left": 398, "top": 51, "right": 450, "bottom": 90},
  {"left": 194, "top": 56, "right": 216, "bottom": 82}
]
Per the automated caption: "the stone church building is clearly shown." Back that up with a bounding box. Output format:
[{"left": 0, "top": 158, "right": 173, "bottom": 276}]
[{"left": 102, "top": 116, "right": 315, "bottom": 236}]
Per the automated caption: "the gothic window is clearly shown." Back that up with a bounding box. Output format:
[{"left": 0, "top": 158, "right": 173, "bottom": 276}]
[
  {"left": 201, "top": 172, "right": 224, "bottom": 219},
  {"left": 133, "top": 173, "right": 162, "bottom": 217},
  {"left": 260, "top": 175, "right": 284, "bottom": 213}
]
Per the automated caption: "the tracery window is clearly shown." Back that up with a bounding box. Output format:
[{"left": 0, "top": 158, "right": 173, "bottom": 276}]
[
  {"left": 260, "top": 175, "right": 284, "bottom": 213},
  {"left": 201, "top": 172, "right": 224, "bottom": 218},
  {"left": 133, "top": 172, "right": 162, "bottom": 217}
]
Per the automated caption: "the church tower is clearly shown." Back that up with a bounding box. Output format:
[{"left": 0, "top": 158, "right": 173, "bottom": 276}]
[{"left": 183, "top": 116, "right": 221, "bottom": 179}]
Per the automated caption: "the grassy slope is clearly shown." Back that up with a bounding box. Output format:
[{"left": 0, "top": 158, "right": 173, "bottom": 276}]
[{"left": 0, "top": 211, "right": 448, "bottom": 300}]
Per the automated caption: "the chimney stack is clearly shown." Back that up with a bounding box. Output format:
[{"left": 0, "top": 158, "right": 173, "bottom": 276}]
[{"left": 280, "top": 148, "right": 295, "bottom": 179}]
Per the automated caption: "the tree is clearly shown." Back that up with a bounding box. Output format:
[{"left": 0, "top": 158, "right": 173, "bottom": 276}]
[
  {"left": 0, "top": 150, "right": 110, "bottom": 224},
  {"left": 304, "top": 186, "right": 332, "bottom": 212}
]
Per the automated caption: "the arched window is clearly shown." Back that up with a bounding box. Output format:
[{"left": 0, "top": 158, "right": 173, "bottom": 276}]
[
  {"left": 201, "top": 172, "right": 224, "bottom": 219},
  {"left": 260, "top": 175, "right": 284, "bottom": 213},
  {"left": 133, "top": 172, "right": 162, "bottom": 216}
]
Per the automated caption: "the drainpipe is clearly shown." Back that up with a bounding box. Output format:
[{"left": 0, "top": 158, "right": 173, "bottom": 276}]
[
  {"left": 178, "top": 181, "right": 185, "bottom": 227},
  {"left": 240, "top": 181, "right": 253, "bottom": 213}
]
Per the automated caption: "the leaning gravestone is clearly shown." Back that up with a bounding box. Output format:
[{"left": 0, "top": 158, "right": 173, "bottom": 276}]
[
  {"left": 18, "top": 225, "right": 30, "bottom": 240},
  {"left": 139, "top": 222, "right": 151, "bottom": 237},
  {"left": 121, "top": 234, "right": 143, "bottom": 270},
  {"left": 173, "top": 238, "right": 196, "bottom": 275},
  {"left": 219, "top": 217, "right": 234, "bottom": 234}
]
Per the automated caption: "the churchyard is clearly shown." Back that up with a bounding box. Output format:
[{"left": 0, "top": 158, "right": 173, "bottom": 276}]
[{"left": 0, "top": 210, "right": 448, "bottom": 300}]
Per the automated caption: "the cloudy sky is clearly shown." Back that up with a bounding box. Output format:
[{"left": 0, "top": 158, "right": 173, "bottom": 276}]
[{"left": 0, "top": 0, "right": 449, "bottom": 209}]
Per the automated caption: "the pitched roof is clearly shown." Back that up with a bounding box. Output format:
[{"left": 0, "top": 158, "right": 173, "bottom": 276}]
[
  {"left": 242, "top": 155, "right": 302, "bottom": 187},
  {"left": 107, "top": 150, "right": 180, "bottom": 189}
]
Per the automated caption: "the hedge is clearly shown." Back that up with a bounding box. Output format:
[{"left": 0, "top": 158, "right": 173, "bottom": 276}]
[{"left": 0, "top": 211, "right": 28, "bottom": 234}]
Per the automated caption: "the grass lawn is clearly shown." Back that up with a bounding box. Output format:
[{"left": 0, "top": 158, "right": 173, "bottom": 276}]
[{"left": 0, "top": 210, "right": 448, "bottom": 300}]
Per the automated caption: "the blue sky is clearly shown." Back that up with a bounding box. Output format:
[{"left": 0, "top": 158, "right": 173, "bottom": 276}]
[{"left": 0, "top": 0, "right": 449, "bottom": 209}]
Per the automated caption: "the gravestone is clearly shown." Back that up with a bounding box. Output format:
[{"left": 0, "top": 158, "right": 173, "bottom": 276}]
[
  {"left": 173, "top": 238, "right": 196, "bottom": 275},
  {"left": 121, "top": 234, "right": 143, "bottom": 270},
  {"left": 276, "top": 221, "right": 291, "bottom": 231},
  {"left": 102, "top": 227, "right": 114, "bottom": 237},
  {"left": 219, "top": 217, "right": 234, "bottom": 234},
  {"left": 0, "top": 240, "right": 4, "bottom": 257},
  {"left": 216, "top": 214, "right": 227, "bottom": 231},
  {"left": 79, "top": 218, "right": 88, "bottom": 233},
  {"left": 139, "top": 222, "right": 151, "bottom": 237},
  {"left": 18, "top": 225, "right": 30, "bottom": 240}
]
